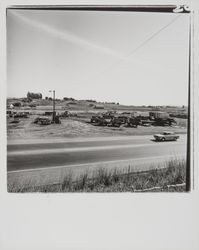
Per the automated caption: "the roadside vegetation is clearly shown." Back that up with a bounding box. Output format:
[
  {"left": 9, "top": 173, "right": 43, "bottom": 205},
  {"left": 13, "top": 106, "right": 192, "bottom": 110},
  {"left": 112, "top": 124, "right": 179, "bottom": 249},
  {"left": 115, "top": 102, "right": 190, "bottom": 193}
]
[{"left": 8, "top": 159, "right": 186, "bottom": 193}]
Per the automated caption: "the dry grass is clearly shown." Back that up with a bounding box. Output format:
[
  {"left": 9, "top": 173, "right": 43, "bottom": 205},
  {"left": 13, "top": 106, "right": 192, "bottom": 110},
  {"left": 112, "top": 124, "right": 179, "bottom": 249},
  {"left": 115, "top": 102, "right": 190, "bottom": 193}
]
[{"left": 8, "top": 159, "right": 186, "bottom": 193}]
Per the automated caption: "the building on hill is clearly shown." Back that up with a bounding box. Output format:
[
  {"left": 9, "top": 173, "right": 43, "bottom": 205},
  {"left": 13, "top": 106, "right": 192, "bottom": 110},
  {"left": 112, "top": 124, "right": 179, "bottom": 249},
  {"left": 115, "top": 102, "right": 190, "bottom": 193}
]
[{"left": 27, "top": 92, "right": 42, "bottom": 99}]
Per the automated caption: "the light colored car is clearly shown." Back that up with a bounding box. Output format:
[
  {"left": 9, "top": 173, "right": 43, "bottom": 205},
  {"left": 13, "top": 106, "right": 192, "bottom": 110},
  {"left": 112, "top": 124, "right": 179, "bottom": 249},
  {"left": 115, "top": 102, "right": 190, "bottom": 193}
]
[{"left": 153, "top": 131, "right": 179, "bottom": 141}]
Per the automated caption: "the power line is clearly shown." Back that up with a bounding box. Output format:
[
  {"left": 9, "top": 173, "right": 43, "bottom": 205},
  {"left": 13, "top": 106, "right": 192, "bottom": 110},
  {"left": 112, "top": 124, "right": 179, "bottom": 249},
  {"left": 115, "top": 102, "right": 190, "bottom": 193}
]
[
  {"left": 125, "top": 14, "right": 182, "bottom": 57},
  {"left": 89, "top": 14, "right": 182, "bottom": 81}
]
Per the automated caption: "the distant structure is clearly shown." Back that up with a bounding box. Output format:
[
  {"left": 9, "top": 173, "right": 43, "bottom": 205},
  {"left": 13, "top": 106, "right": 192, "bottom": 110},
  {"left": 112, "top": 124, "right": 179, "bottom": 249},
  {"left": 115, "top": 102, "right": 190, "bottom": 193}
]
[
  {"left": 94, "top": 104, "right": 104, "bottom": 109},
  {"left": 86, "top": 99, "right": 97, "bottom": 103},
  {"left": 12, "top": 102, "right": 22, "bottom": 107},
  {"left": 63, "top": 97, "right": 75, "bottom": 101},
  {"left": 149, "top": 111, "right": 170, "bottom": 119},
  {"left": 134, "top": 111, "right": 149, "bottom": 117},
  {"left": 27, "top": 92, "right": 42, "bottom": 99}
]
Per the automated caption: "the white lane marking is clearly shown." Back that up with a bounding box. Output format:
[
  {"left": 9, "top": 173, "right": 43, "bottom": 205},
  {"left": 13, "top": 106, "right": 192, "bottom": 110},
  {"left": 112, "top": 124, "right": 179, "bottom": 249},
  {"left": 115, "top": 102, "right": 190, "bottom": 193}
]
[
  {"left": 8, "top": 154, "right": 185, "bottom": 174},
  {"left": 7, "top": 142, "right": 185, "bottom": 156},
  {"left": 7, "top": 134, "right": 187, "bottom": 145},
  {"left": 8, "top": 135, "right": 153, "bottom": 145}
]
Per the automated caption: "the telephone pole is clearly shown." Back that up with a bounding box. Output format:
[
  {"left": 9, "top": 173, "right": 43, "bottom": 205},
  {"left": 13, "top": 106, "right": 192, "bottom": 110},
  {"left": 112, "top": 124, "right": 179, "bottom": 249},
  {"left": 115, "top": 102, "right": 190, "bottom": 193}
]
[{"left": 49, "top": 90, "right": 56, "bottom": 123}]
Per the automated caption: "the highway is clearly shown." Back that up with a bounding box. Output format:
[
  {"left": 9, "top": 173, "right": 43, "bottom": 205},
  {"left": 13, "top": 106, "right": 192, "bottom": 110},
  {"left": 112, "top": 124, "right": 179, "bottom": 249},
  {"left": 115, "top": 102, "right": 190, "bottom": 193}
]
[{"left": 7, "top": 134, "right": 187, "bottom": 173}]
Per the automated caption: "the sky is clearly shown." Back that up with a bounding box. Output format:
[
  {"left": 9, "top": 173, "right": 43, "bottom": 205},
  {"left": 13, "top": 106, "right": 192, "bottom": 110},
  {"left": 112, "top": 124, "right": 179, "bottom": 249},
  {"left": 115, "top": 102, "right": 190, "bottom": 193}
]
[{"left": 7, "top": 9, "right": 190, "bottom": 106}]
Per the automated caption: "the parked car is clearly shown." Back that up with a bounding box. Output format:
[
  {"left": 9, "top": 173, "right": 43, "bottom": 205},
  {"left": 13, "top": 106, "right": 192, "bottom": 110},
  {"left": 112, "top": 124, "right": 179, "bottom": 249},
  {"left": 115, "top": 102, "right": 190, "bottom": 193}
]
[
  {"left": 14, "top": 112, "right": 29, "bottom": 118},
  {"left": 34, "top": 117, "right": 51, "bottom": 125},
  {"left": 153, "top": 131, "right": 179, "bottom": 141}
]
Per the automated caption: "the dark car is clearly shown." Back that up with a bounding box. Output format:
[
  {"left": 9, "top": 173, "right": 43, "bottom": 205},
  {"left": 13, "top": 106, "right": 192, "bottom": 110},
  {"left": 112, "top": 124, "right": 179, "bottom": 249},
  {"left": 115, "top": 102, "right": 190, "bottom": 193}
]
[{"left": 34, "top": 117, "right": 51, "bottom": 125}]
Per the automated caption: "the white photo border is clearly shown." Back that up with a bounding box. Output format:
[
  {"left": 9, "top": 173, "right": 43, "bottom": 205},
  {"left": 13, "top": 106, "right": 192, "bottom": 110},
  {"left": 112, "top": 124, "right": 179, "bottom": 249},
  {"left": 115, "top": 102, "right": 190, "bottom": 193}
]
[{"left": 0, "top": 1, "right": 199, "bottom": 250}]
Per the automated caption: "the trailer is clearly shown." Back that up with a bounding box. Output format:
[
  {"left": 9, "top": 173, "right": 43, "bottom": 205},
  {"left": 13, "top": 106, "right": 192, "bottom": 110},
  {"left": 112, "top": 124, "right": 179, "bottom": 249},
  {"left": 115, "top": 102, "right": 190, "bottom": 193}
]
[{"left": 149, "top": 111, "right": 170, "bottom": 119}]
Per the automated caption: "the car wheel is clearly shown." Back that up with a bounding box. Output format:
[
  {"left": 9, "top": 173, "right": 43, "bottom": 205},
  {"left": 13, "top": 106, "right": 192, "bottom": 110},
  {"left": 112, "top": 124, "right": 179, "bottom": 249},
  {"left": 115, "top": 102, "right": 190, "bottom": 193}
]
[{"left": 162, "top": 137, "right": 165, "bottom": 142}]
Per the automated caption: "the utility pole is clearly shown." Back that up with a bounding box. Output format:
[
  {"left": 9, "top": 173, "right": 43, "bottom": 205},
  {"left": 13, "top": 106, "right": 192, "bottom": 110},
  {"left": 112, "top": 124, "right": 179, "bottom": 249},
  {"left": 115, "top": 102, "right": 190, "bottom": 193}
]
[
  {"left": 186, "top": 11, "right": 192, "bottom": 192},
  {"left": 49, "top": 90, "right": 56, "bottom": 123},
  {"left": 53, "top": 90, "right": 56, "bottom": 123}
]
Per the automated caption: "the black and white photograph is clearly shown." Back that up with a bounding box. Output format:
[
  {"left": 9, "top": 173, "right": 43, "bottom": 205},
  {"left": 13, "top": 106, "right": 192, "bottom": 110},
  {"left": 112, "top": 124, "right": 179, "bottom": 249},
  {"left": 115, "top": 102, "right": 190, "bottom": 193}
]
[
  {"left": 6, "top": 5, "right": 191, "bottom": 192},
  {"left": 1, "top": 1, "right": 199, "bottom": 250}
]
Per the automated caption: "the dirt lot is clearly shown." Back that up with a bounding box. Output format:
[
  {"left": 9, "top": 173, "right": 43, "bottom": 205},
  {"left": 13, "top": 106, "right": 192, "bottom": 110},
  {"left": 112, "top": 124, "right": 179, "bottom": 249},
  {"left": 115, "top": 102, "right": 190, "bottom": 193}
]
[{"left": 7, "top": 114, "right": 187, "bottom": 140}]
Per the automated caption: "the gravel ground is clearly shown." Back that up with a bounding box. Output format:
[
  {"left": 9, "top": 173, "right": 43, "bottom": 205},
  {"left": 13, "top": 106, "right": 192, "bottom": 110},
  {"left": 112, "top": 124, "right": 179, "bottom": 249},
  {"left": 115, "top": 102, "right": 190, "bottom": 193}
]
[{"left": 7, "top": 115, "right": 187, "bottom": 140}]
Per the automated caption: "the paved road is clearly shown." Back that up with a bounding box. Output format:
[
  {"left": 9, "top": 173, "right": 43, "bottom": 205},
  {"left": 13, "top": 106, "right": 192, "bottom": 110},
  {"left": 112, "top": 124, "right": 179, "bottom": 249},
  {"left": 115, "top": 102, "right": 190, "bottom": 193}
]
[{"left": 7, "top": 134, "right": 187, "bottom": 173}]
